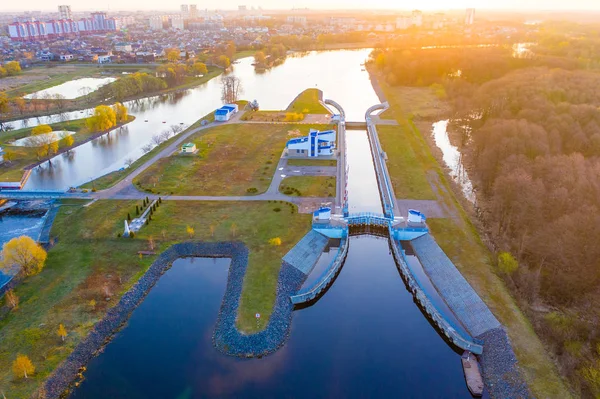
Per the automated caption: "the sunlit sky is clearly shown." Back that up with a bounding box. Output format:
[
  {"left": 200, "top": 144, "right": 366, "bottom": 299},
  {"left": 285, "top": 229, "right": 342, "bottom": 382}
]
[{"left": 4, "top": 0, "right": 600, "bottom": 12}]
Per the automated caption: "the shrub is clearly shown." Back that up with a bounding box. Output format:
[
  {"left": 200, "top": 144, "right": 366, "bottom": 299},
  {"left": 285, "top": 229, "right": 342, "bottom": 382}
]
[
  {"left": 273, "top": 207, "right": 281, "bottom": 212},
  {"left": 268, "top": 237, "right": 282, "bottom": 246},
  {"left": 246, "top": 187, "right": 258, "bottom": 194},
  {"left": 129, "top": 232, "right": 135, "bottom": 238}
]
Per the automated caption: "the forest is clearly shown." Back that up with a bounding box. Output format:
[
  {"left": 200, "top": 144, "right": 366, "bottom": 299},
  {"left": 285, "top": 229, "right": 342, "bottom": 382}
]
[{"left": 373, "top": 25, "right": 600, "bottom": 397}]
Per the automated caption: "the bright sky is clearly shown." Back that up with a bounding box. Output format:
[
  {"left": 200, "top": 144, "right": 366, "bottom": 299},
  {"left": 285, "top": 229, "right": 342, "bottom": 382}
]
[{"left": 4, "top": 0, "right": 600, "bottom": 12}]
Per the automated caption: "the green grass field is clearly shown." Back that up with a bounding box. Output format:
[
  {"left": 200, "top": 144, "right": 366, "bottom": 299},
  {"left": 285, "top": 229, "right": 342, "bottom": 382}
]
[
  {"left": 279, "top": 176, "right": 336, "bottom": 197},
  {"left": 376, "top": 76, "right": 573, "bottom": 399},
  {"left": 286, "top": 88, "right": 330, "bottom": 114},
  {"left": 0, "top": 199, "right": 310, "bottom": 398},
  {"left": 286, "top": 158, "right": 337, "bottom": 167},
  {"left": 134, "top": 123, "right": 333, "bottom": 196}
]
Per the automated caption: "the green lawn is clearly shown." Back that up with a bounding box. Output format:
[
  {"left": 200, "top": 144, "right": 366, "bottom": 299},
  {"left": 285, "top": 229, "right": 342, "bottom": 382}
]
[
  {"left": 279, "top": 176, "right": 336, "bottom": 197},
  {"left": 0, "top": 199, "right": 310, "bottom": 398},
  {"left": 286, "top": 158, "right": 337, "bottom": 167},
  {"left": 376, "top": 75, "right": 573, "bottom": 399},
  {"left": 286, "top": 88, "right": 330, "bottom": 114},
  {"left": 134, "top": 123, "right": 333, "bottom": 196},
  {"left": 377, "top": 124, "right": 436, "bottom": 200},
  {"left": 4, "top": 66, "right": 99, "bottom": 97}
]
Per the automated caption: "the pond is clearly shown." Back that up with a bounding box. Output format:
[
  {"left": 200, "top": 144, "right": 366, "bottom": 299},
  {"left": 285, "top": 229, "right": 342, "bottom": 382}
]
[
  {"left": 23, "top": 77, "right": 116, "bottom": 100},
  {"left": 9, "top": 49, "right": 380, "bottom": 190},
  {"left": 432, "top": 120, "right": 475, "bottom": 204},
  {"left": 11, "top": 130, "right": 75, "bottom": 147}
]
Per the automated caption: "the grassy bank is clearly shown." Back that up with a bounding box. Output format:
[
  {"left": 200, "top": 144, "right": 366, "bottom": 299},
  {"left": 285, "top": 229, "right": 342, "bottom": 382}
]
[
  {"left": 279, "top": 176, "right": 336, "bottom": 197},
  {"left": 134, "top": 123, "right": 332, "bottom": 196},
  {"left": 376, "top": 77, "right": 573, "bottom": 398},
  {"left": 0, "top": 199, "right": 310, "bottom": 398},
  {"left": 241, "top": 88, "right": 330, "bottom": 122}
]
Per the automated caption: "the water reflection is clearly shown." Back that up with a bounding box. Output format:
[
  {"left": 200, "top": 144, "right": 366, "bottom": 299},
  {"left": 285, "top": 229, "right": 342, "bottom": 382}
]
[
  {"left": 432, "top": 120, "right": 475, "bottom": 204},
  {"left": 11, "top": 50, "right": 379, "bottom": 190}
]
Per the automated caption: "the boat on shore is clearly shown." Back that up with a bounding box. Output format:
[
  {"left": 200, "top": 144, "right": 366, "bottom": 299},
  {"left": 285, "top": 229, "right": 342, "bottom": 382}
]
[{"left": 461, "top": 350, "right": 484, "bottom": 397}]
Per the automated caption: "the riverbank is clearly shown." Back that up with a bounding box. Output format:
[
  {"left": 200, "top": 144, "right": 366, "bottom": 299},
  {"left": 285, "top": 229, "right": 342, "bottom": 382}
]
[
  {"left": 0, "top": 116, "right": 135, "bottom": 187},
  {"left": 369, "top": 71, "right": 572, "bottom": 398}
]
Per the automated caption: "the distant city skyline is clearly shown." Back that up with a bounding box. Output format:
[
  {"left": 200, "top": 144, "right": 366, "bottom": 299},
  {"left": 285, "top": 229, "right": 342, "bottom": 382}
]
[{"left": 2, "top": 0, "right": 600, "bottom": 12}]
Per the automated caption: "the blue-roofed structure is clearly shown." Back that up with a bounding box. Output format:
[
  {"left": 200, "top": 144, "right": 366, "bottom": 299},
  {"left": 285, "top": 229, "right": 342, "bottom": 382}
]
[
  {"left": 215, "top": 103, "right": 238, "bottom": 122},
  {"left": 286, "top": 129, "right": 336, "bottom": 158}
]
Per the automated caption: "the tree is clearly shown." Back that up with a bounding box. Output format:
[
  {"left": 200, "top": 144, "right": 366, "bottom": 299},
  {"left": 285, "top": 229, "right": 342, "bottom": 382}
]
[
  {"left": 0, "top": 65, "right": 6, "bottom": 78},
  {"left": 28, "top": 125, "right": 57, "bottom": 159},
  {"left": 1, "top": 236, "right": 47, "bottom": 277},
  {"left": 53, "top": 94, "right": 66, "bottom": 110},
  {"left": 0, "top": 92, "right": 11, "bottom": 115},
  {"left": 230, "top": 223, "right": 237, "bottom": 238},
  {"left": 497, "top": 252, "right": 519, "bottom": 275},
  {"left": 254, "top": 51, "right": 267, "bottom": 66},
  {"left": 220, "top": 75, "right": 243, "bottom": 104},
  {"left": 62, "top": 134, "right": 74, "bottom": 148},
  {"left": 112, "top": 102, "right": 128, "bottom": 123},
  {"left": 13, "top": 97, "right": 27, "bottom": 115},
  {"left": 191, "top": 62, "right": 208, "bottom": 75},
  {"left": 12, "top": 354, "right": 35, "bottom": 379},
  {"left": 225, "top": 41, "right": 236, "bottom": 59},
  {"left": 186, "top": 225, "right": 194, "bottom": 238},
  {"left": 57, "top": 324, "right": 67, "bottom": 342},
  {"left": 5, "top": 289, "right": 19, "bottom": 310},
  {"left": 4, "top": 61, "right": 21, "bottom": 76},
  {"left": 86, "top": 105, "right": 116, "bottom": 132},
  {"left": 2, "top": 149, "right": 16, "bottom": 163},
  {"left": 269, "top": 237, "right": 282, "bottom": 246},
  {"left": 166, "top": 49, "right": 180, "bottom": 63},
  {"left": 216, "top": 55, "right": 231, "bottom": 69}
]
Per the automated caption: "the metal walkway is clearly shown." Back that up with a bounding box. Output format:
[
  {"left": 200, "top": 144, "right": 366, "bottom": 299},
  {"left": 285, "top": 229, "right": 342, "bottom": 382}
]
[
  {"left": 282, "top": 230, "right": 330, "bottom": 275},
  {"left": 411, "top": 234, "right": 501, "bottom": 337},
  {"left": 389, "top": 231, "right": 484, "bottom": 354}
]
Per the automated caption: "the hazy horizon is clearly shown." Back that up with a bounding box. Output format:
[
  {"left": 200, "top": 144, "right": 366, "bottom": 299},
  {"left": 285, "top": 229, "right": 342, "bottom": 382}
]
[{"left": 3, "top": 0, "right": 600, "bottom": 13}]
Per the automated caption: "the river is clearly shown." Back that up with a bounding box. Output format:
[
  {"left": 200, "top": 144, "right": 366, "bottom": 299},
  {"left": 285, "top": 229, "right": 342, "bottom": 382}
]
[
  {"left": 8, "top": 49, "right": 379, "bottom": 190},
  {"left": 68, "top": 51, "right": 471, "bottom": 396}
]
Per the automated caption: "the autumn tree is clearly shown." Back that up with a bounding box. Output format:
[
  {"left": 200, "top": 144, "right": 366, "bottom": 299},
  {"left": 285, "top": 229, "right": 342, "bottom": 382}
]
[
  {"left": 57, "top": 324, "right": 67, "bottom": 342},
  {"left": 166, "top": 49, "right": 180, "bottom": 62},
  {"left": 254, "top": 51, "right": 266, "bottom": 66},
  {"left": 191, "top": 62, "right": 208, "bottom": 75},
  {"left": 62, "top": 134, "right": 74, "bottom": 148},
  {"left": 230, "top": 223, "right": 237, "bottom": 238},
  {"left": 27, "top": 125, "right": 58, "bottom": 158},
  {"left": 1, "top": 236, "right": 48, "bottom": 277},
  {"left": 12, "top": 354, "right": 35, "bottom": 379},
  {"left": 13, "top": 97, "right": 27, "bottom": 115},
  {"left": 2, "top": 149, "right": 16, "bottom": 163},
  {"left": 186, "top": 226, "right": 194, "bottom": 238},
  {"left": 5, "top": 289, "right": 19, "bottom": 310},
  {"left": 4, "top": 61, "right": 21, "bottom": 76},
  {"left": 87, "top": 105, "right": 116, "bottom": 132},
  {"left": 215, "top": 55, "right": 231, "bottom": 69},
  {"left": 268, "top": 237, "right": 282, "bottom": 246},
  {"left": 0, "top": 92, "right": 11, "bottom": 116},
  {"left": 112, "top": 102, "right": 128, "bottom": 123},
  {"left": 497, "top": 252, "right": 519, "bottom": 275}
]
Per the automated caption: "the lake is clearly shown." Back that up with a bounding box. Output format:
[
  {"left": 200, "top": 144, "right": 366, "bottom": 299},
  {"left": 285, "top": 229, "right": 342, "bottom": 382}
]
[{"left": 23, "top": 77, "right": 116, "bottom": 100}]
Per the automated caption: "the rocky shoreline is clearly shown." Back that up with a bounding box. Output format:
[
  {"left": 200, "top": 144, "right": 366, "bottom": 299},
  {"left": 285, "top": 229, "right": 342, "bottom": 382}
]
[{"left": 42, "top": 241, "right": 305, "bottom": 398}]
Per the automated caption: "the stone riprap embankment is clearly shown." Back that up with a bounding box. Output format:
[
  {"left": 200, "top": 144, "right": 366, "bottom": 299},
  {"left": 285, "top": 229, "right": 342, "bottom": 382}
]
[
  {"left": 477, "top": 328, "right": 532, "bottom": 399},
  {"left": 43, "top": 242, "right": 251, "bottom": 399}
]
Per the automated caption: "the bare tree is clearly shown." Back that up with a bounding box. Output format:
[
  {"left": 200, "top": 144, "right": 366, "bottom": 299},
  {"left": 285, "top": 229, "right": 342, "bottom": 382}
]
[
  {"left": 170, "top": 124, "right": 183, "bottom": 135},
  {"left": 220, "top": 75, "right": 243, "bottom": 104},
  {"left": 53, "top": 94, "right": 66, "bottom": 111},
  {"left": 159, "top": 130, "right": 171, "bottom": 142},
  {"left": 141, "top": 144, "right": 153, "bottom": 154},
  {"left": 124, "top": 157, "right": 134, "bottom": 167},
  {"left": 151, "top": 135, "right": 163, "bottom": 146}
]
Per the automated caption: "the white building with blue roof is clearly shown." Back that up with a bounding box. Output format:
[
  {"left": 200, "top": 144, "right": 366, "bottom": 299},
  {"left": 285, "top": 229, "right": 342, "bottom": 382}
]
[
  {"left": 215, "top": 104, "right": 238, "bottom": 122},
  {"left": 286, "top": 129, "right": 336, "bottom": 158}
]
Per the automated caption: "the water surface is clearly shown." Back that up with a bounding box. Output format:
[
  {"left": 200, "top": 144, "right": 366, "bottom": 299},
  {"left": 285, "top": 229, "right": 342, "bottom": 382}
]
[{"left": 23, "top": 77, "right": 116, "bottom": 100}]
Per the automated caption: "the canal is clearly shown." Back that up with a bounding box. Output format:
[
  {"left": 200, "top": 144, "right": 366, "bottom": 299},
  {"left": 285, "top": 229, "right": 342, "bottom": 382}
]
[
  {"left": 8, "top": 49, "right": 380, "bottom": 190},
  {"left": 69, "top": 128, "right": 470, "bottom": 397}
]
